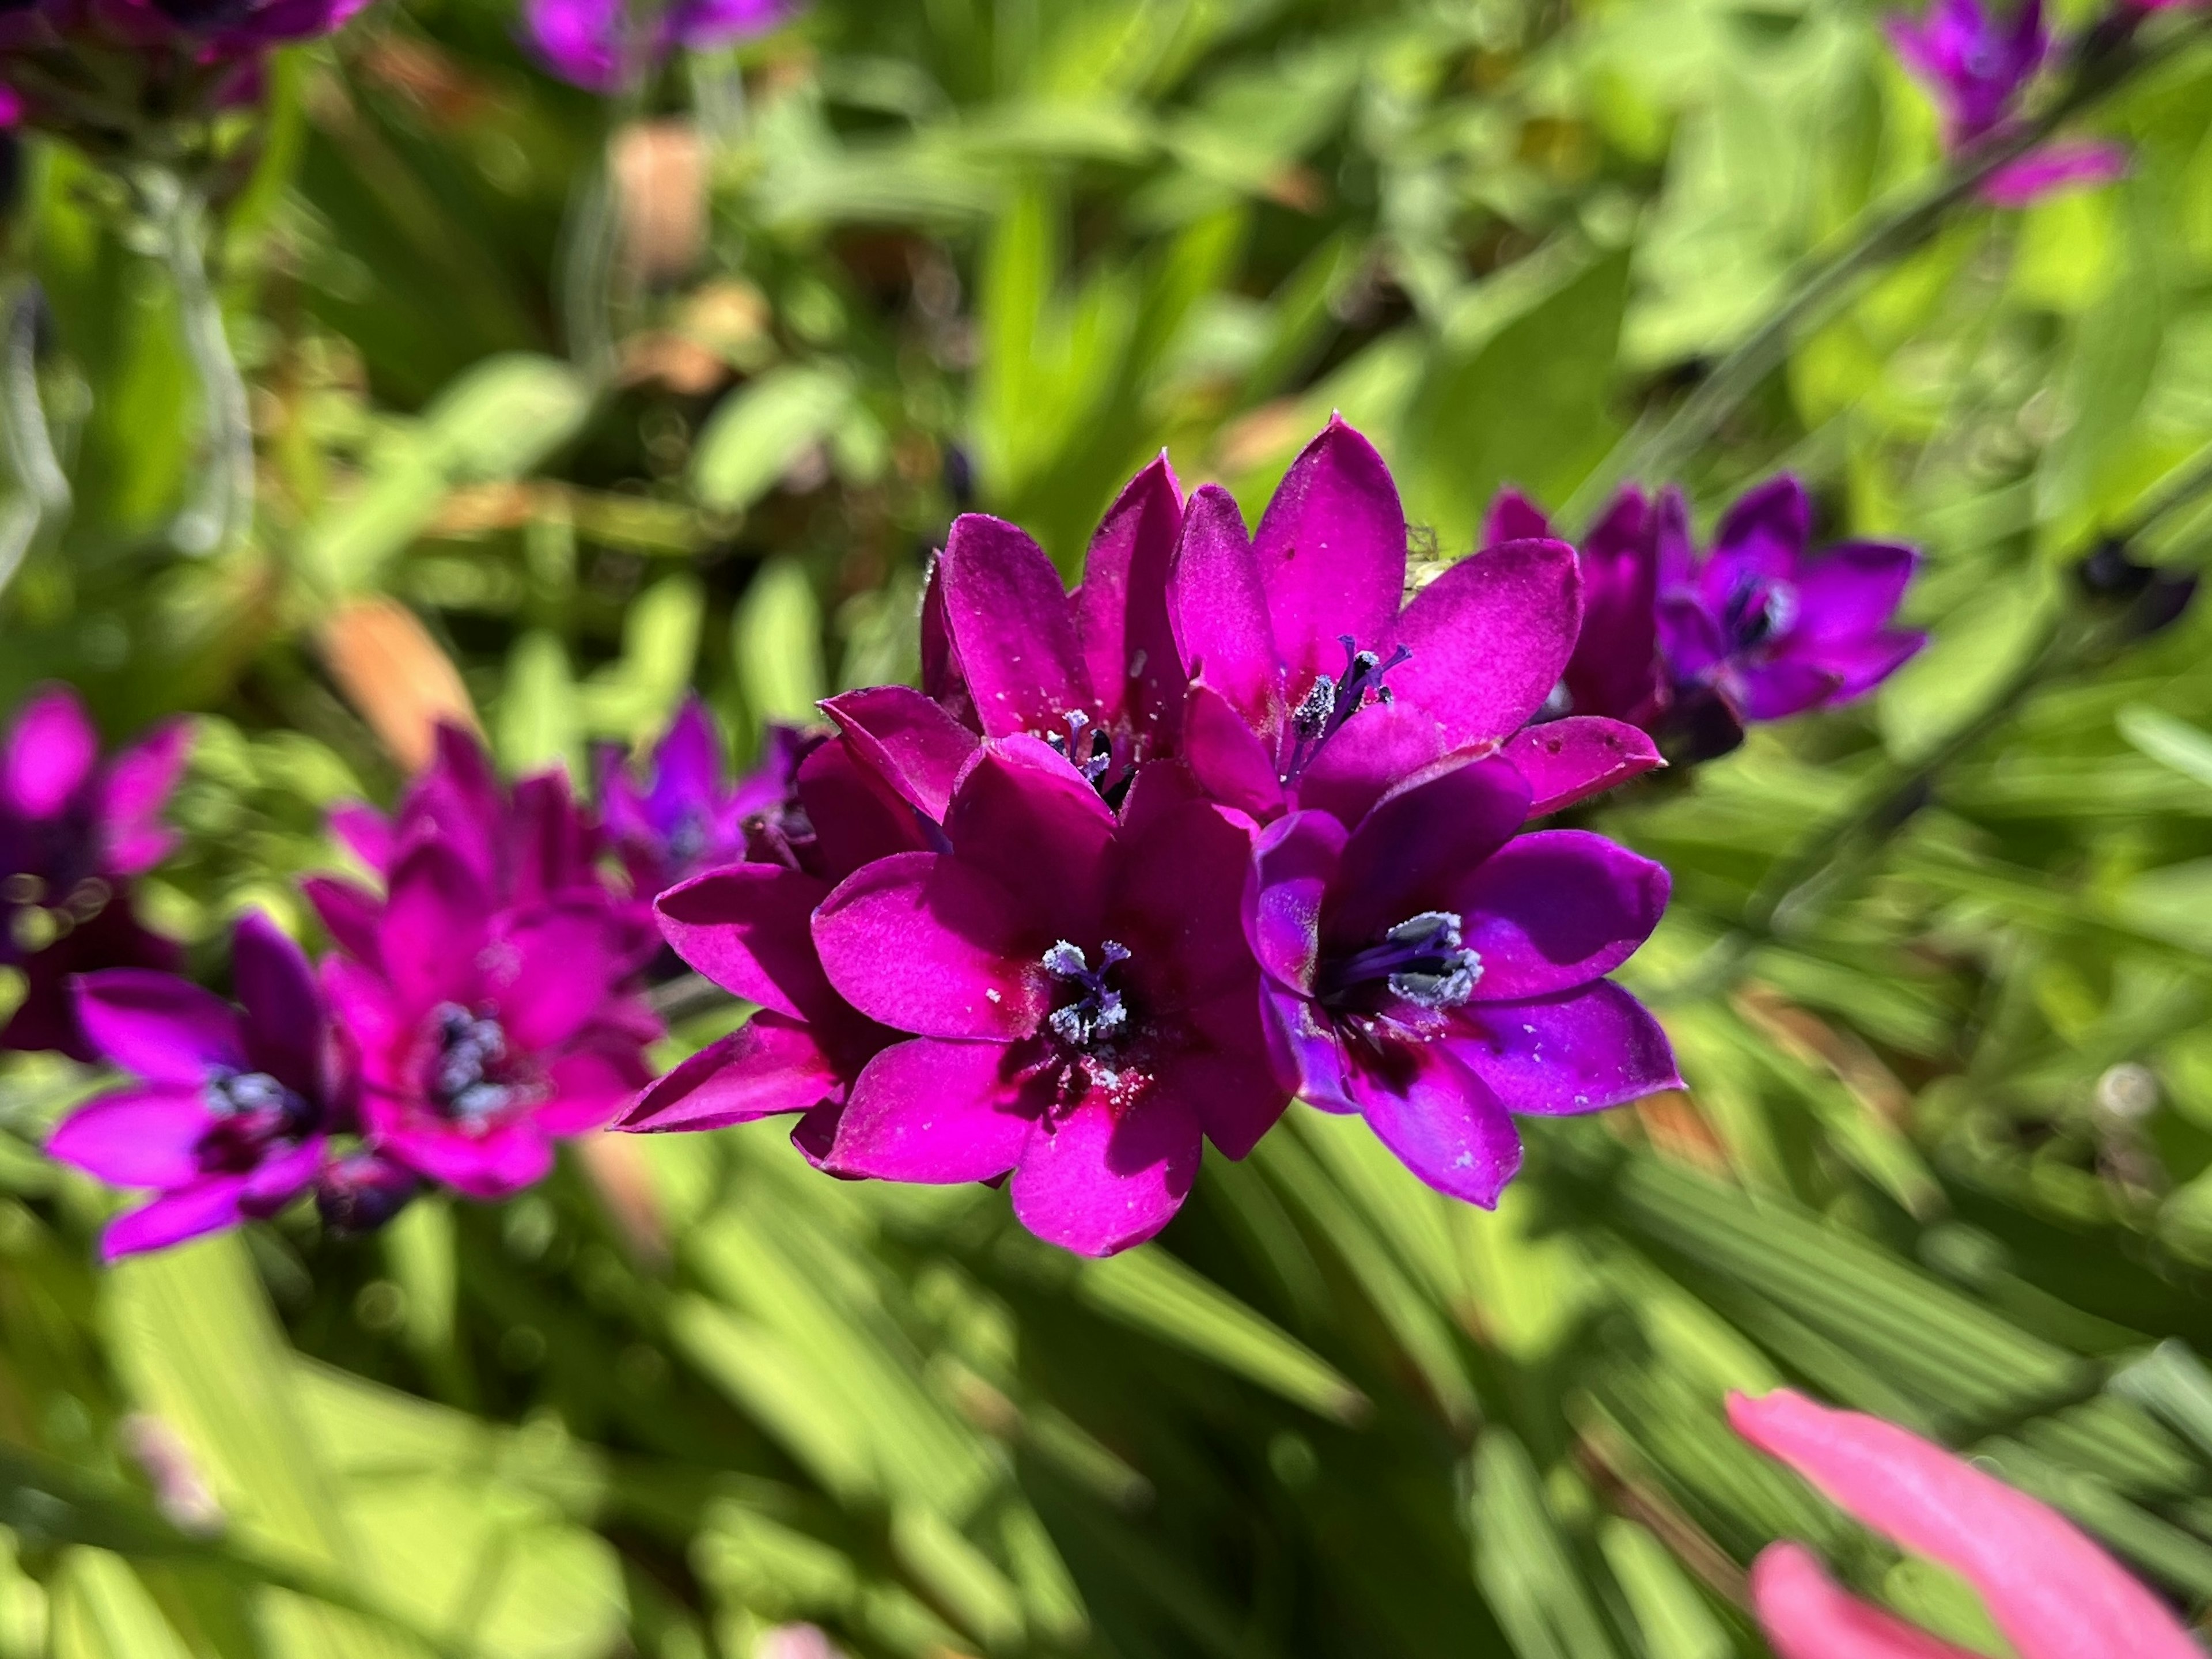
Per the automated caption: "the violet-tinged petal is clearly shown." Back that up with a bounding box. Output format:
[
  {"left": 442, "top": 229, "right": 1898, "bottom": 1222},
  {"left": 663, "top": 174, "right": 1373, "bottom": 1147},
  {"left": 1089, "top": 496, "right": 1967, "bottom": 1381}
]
[
  {"left": 812, "top": 852, "right": 1043, "bottom": 1040},
  {"left": 1566, "top": 487, "right": 1664, "bottom": 725},
  {"left": 1289, "top": 699, "right": 1456, "bottom": 828},
  {"left": 1482, "top": 488, "right": 1552, "bottom": 546},
  {"left": 1728, "top": 1389, "right": 2202, "bottom": 1659},
  {"left": 1729, "top": 659, "right": 1846, "bottom": 722},
  {"left": 1330, "top": 757, "right": 1529, "bottom": 949},
  {"left": 656, "top": 865, "right": 835, "bottom": 1020},
  {"left": 1749, "top": 1543, "right": 1984, "bottom": 1659},
  {"left": 509, "top": 771, "right": 599, "bottom": 906},
  {"left": 238, "top": 1138, "right": 324, "bottom": 1215},
  {"left": 73, "top": 971, "right": 247, "bottom": 1084},
  {"left": 1447, "top": 829, "right": 1669, "bottom": 1001},
  {"left": 822, "top": 686, "right": 979, "bottom": 823},
  {"left": 793, "top": 736, "right": 932, "bottom": 881},
  {"left": 1251, "top": 417, "right": 1408, "bottom": 686},
  {"left": 232, "top": 911, "right": 324, "bottom": 1099},
  {"left": 1247, "top": 810, "right": 1348, "bottom": 993},
  {"left": 97, "top": 719, "right": 191, "bottom": 876},
  {"left": 536, "top": 1048, "right": 649, "bottom": 1135},
  {"left": 1266, "top": 985, "right": 1357, "bottom": 1112},
  {"left": 1654, "top": 486, "right": 1697, "bottom": 590},
  {"left": 327, "top": 802, "right": 394, "bottom": 874},
  {"left": 1791, "top": 543, "right": 1919, "bottom": 641},
  {"left": 944, "top": 738, "right": 1115, "bottom": 945},
  {"left": 938, "top": 513, "right": 1099, "bottom": 741},
  {"left": 1073, "top": 453, "right": 1185, "bottom": 749},
  {"left": 1180, "top": 683, "right": 1287, "bottom": 821},
  {"left": 47, "top": 1088, "right": 210, "bottom": 1187},
  {"left": 1786, "top": 632, "right": 1927, "bottom": 703},
  {"left": 1169, "top": 485, "right": 1281, "bottom": 732},
  {"left": 1656, "top": 593, "right": 1729, "bottom": 683},
  {"left": 1347, "top": 1040, "right": 1523, "bottom": 1209},
  {"left": 668, "top": 0, "right": 788, "bottom": 50},
  {"left": 1109, "top": 798, "right": 1266, "bottom": 1004},
  {"left": 1165, "top": 1048, "right": 1290, "bottom": 1162},
  {"left": 919, "top": 552, "right": 974, "bottom": 726},
  {"left": 102, "top": 1179, "right": 249, "bottom": 1260},
  {"left": 647, "top": 697, "right": 725, "bottom": 822},
  {"left": 492, "top": 904, "right": 628, "bottom": 1052},
  {"left": 1503, "top": 717, "right": 1663, "bottom": 816},
  {"left": 1448, "top": 982, "right": 1679, "bottom": 1116},
  {"left": 622, "top": 1016, "right": 843, "bottom": 1132},
  {"left": 525, "top": 0, "right": 626, "bottom": 90},
  {"left": 1705, "top": 474, "right": 1810, "bottom": 604},
  {"left": 379, "top": 838, "right": 492, "bottom": 1015},
  {"left": 383, "top": 1118, "right": 552, "bottom": 1200},
  {"left": 407, "top": 724, "right": 505, "bottom": 886},
  {"left": 5, "top": 685, "right": 98, "bottom": 820},
  {"left": 825, "top": 1037, "right": 1035, "bottom": 1183},
  {"left": 1010, "top": 1093, "right": 1201, "bottom": 1257},
  {"left": 302, "top": 876, "right": 383, "bottom": 969},
  {"left": 1388, "top": 538, "right": 1582, "bottom": 748}
]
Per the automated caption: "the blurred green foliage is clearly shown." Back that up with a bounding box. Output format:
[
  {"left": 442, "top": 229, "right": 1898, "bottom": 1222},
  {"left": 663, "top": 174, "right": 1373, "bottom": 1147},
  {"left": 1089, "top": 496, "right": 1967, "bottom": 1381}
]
[{"left": 2, "top": 0, "right": 2212, "bottom": 1655}]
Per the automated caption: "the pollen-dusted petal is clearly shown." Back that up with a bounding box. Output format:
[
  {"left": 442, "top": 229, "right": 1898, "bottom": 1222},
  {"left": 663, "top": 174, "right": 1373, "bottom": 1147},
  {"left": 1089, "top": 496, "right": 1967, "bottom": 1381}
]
[
  {"left": 1169, "top": 485, "right": 1280, "bottom": 732},
  {"left": 1180, "top": 683, "right": 1286, "bottom": 821},
  {"left": 380, "top": 838, "right": 494, "bottom": 1014},
  {"left": 1448, "top": 983, "right": 1679, "bottom": 1115},
  {"left": 1503, "top": 718, "right": 1662, "bottom": 816},
  {"left": 47, "top": 1087, "right": 210, "bottom": 1187},
  {"left": 621, "top": 1014, "right": 844, "bottom": 1131},
  {"left": 825, "top": 1037, "right": 1036, "bottom": 1183},
  {"left": 1482, "top": 488, "right": 1552, "bottom": 546},
  {"left": 1264, "top": 985, "right": 1357, "bottom": 1112},
  {"left": 1347, "top": 1040, "right": 1522, "bottom": 1208},
  {"left": 656, "top": 864, "right": 835, "bottom": 1020},
  {"left": 812, "top": 852, "right": 1044, "bottom": 1040},
  {"left": 1388, "top": 538, "right": 1581, "bottom": 748},
  {"left": 3, "top": 684, "right": 99, "bottom": 820},
  {"left": 1010, "top": 1090, "right": 1202, "bottom": 1257},
  {"left": 1330, "top": 757, "right": 1529, "bottom": 948},
  {"left": 823, "top": 685, "right": 979, "bottom": 823},
  {"left": 1251, "top": 418, "right": 1408, "bottom": 687},
  {"left": 97, "top": 719, "right": 191, "bottom": 876},
  {"left": 1074, "top": 453, "right": 1186, "bottom": 747},
  {"left": 74, "top": 971, "right": 248, "bottom": 1084},
  {"left": 1748, "top": 1543, "right": 1984, "bottom": 1659},
  {"left": 1729, "top": 1390, "right": 2203, "bottom": 1659},
  {"left": 101, "top": 1179, "right": 251, "bottom": 1260},
  {"left": 233, "top": 912, "right": 326, "bottom": 1100},
  {"left": 1247, "top": 810, "right": 1347, "bottom": 993},
  {"left": 1446, "top": 829, "right": 1669, "bottom": 1001},
  {"left": 944, "top": 738, "right": 1116, "bottom": 945},
  {"left": 794, "top": 737, "right": 932, "bottom": 880},
  {"left": 938, "top": 513, "right": 1099, "bottom": 741},
  {"left": 1791, "top": 543, "right": 1919, "bottom": 642}
]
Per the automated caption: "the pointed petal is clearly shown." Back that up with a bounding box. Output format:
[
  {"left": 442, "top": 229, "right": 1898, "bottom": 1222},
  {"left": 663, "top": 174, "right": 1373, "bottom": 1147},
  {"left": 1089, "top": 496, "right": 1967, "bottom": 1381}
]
[
  {"left": 1503, "top": 718, "right": 1662, "bottom": 815},
  {"left": 1251, "top": 418, "right": 1408, "bottom": 685},
  {"left": 1247, "top": 810, "right": 1348, "bottom": 993},
  {"left": 944, "top": 737, "right": 1115, "bottom": 945},
  {"left": 302, "top": 876, "right": 384, "bottom": 968},
  {"left": 101, "top": 1180, "right": 250, "bottom": 1259},
  {"left": 1111, "top": 797, "right": 1264, "bottom": 1003},
  {"left": 1331, "top": 756, "right": 1530, "bottom": 948},
  {"left": 1074, "top": 453, "right": 1186, "bottom": 749},
  {"left": 648, "top": 696, "right": 725, "bottom": 824},
  {"left": 822, "top": 686, "right": 980, "bottom": 823},
  {"left": 794, "top": 735, "right": 932, "bottom": 880},
  {"left": 1707, "top": 475, "right": 1810, "bottom": 603},
  {"left": 1266, "top": 985, "right": 1357, "bottom": 1112},
  {"left": 939, "top": 513, "right": 1097, "bottom": 740},
  {"left": 1450, "top": 983, "right": 1679, "bottom": 1115},
  {"left": 656, "top": 864, "right": 835, "bottom": 1020},
  {"left": 96, "top": 719, "right": 191, "bottom": 875},
  {"left": 1729, "top": 659, "right": 1845, "bottom": 722},
  {"left": 327, "top": 802, "right": 395, "bottom": 874},
  {"left": 1793, "top": 543, "right": 1919, "bottom": 642},
  {"left": 621, "top": 1014, "right": 844, "bottom": 1131},
  {"left": 1010, "top": 1091, "right": 1200, "bottom": 1257},
  {"left": 1290, "top": 698, "right": 1456, "bottom": 828},
  {"left": 232, "top": 911, "right": 325, "bottom": 1099},
  {"left": 1180, "top": 682, "right": 1286, "bottom": 821},
  {"left": 47, "top": 1087, "right": 211, "bottom": 1187},
  {"left": 825, "top": 1037, "right": 1036, "bottom": 1183},
  {"left": 1165, "top": 1047, "right": 1289, "bottom": 1161},
  {"left": 1169, "top": 485, "right": 1281, "bottom": 732},
  {"left": 1728, "top": 1391, "right": 2203, "bottom": 1659},
  {"left": 5, "top": 685, "right": 99, "bottom": 819},
  {"left": 509, "top": 771, "right": 598, "bottom": 905},
  {"left": 1347, "top": 1039, "right": 1522, "bottom": 1208},
  {"left": 404, "top": 724, "right": 505, "bottom": 887},
  {"left": 380, "top": 838, "right": 493, "bottom": 1014},
  {"left": 812, "top": 852, "right": 1044, "bottom": 1040},
  {"left": 920, "top": 550, "right": 975, "bottom": 726},
  {"left": 1446, "top": 830, "right": 1669, "bottom": 1000},
  {"left": 1783, "top": 632, "right": 1927, "bottom": 703},
  {"left": 1748, "top": 1544, "right": 1986, "bottom": 1659},
  {"left": 1389, "top": 539, "right": 1582, "bottom": 747},
  {"left": 1482, "top": 488, "right": 1552, "bottom": 547},
  {"left": 491, "top": 903, "right": 628, "bottom": 1051},
  {"left": 1983, "top": 141, "right": 2128, "bottom": 209},
  {"left": 73, "top": 972, "right": 246, "bottom": 1084}
]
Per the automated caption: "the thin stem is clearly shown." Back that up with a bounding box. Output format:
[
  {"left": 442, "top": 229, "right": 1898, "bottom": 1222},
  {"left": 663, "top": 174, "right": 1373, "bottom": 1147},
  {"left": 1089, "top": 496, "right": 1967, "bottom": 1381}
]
[
  {"left": 0, "top": 281, "right": 69, "bottom": 597},
  {"left": 146, "top": 170, "right": 254, "bottom": 556}
]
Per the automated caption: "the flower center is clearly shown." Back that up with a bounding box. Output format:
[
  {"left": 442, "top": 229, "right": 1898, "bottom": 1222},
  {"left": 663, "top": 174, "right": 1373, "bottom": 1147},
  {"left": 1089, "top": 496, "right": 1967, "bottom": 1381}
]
[
  {"left": 666, "top": 808, "right": 711, "bottom": 867},
  {"left": 428, "top": 1003, "right": 518, "bottom": 1122},
  {"left": 1043, "top": 711, "right": 1113, "bottom": 791},
  {"left": 195, "top": 1068, "right": 312, "bottom": 1172},
  {"left": 206, "top": 1069, "right": 304, "bottom": 1120},
  {"left": 1721, "top": 575, "right": 1798, "bottom": 653},
  {"left": 1042, "top": 939, "right": 1131, "bottom": 1051},
  {"left": 1280, "top": 635, "right": 1411, "bottom": 787},
  {"left": 1322, "top": 911, "right": 1483, "bottom": 1011}
]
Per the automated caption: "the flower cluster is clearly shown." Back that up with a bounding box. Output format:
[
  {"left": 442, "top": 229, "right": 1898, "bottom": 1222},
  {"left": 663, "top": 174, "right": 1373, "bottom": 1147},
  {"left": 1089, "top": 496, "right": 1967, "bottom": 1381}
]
[
  {"left": 623, "top": 420, "right": 1713, "bottom": 1254},
  {"left": 525, "top": 0, "right": 789, "bottom": 93},
  {"left": 1493, "top": 476, "right": 1926, "bottom": 762}
]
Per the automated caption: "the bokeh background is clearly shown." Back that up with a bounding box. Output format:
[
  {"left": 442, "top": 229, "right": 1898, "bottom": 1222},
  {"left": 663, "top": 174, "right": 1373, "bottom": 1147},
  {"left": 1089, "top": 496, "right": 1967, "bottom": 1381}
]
[{"left": 6, "top": 0, "right": 2212, "bottom": 1654}]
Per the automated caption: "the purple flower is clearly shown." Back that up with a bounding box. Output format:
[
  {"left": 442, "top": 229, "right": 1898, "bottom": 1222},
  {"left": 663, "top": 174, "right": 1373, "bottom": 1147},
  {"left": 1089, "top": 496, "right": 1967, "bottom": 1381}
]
[
  {"left": 526, "top": 0, "right": 790, "bottom": 92},
  {"left": 1486, "top": 487, "right": 1667, "bottom": 733},
  {"left": 45, "top": 912, "right": 342, "bottom": 1259},
  {"left": 805, "top": 739, "right": 1291, "bottom": 1257},
  {"left": 1888, "top": 0, "right": 2127, "bottom": 205},
  {"left": 1657, "top": 476, "right": 1926, "bottom": 736},
  {"left": 1248, "top": 759, "right": 1677, "bottom": 1207},
  {"left": 317, "top": 836, "right": 660, "bottom": 1199},
  {"left": 1170, "top": 418, "right": 1660, "bottom": 827},
  {"left": 0, "top": 685, "right": 190, "bottom": 1062},
  {"left": 598, "top": 696, "right": 808, "bottom": 900}
]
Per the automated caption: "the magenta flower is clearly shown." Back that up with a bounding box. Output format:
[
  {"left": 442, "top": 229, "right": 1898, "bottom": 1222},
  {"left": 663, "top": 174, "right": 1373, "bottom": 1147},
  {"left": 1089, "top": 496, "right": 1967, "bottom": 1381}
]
[
  {"left": 1730, "top": 1389, "right": 2199, "bottom": 1659},
  {"left": 317, "top": 836, "right": 660, "bottom": 1199},
  {"left": 1248, "top": 757, "right": 1675, "bottom": 1207},
  {"left": 1170, "top": 419, "right": 1660, "bottom": 828},
  {"left": 598, "top": 696, "right": 808, "bottom": 900},
  {"left": 526, "top": 0, "right": 790, "bottom": 93},
  {"left": 0, "top": 685, "right": 190, "bottom": 1062},
  {"left": 1657, "top": 476, "right": 1926, "bottom": 735},
  {"left": 1888, "top": 0, "right": 2128, "bottom": 206},
  {"left": 46, "top": 913, "right": 340, "bottom": 1259},
  {"left": 804, "top": 739, "right": 1291, "bottom": 1256}
]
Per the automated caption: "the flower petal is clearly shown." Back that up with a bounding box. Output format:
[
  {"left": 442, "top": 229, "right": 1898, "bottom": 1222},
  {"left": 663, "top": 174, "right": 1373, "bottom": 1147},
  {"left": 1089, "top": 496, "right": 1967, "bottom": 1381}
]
[
  {"left": 1347, "top": 1039, "right": 1522, "bottom": 1208},
  {"left": 1169, "top": 484, "right": 1281, "bottom": 732},
  {"left": 938, "top": 513, "right": 1097, "bottom": 741},
  {"left": 302, "top": 876, "right": 384, "bottom": 969},
  {"left": 813, "top": 851, "right": 1043, "bottom": 1040},
  {"left": 825, "top": 1037, "right": 1036, "bottom": 1183},
  {"left": 1781, "top": 632, "right": 1927, "bottom": 704},
  {"left": 1503, "top": 718, "right": 1662, "bottom": 816},
  {"left": 1983, "top": 141, "right": 2128, "bottom": 209},
  {"left": 1074, "top": 452, "right": 1186, "bottom": 750},
  {"left": 380, "top": 837, "right": 493, "bottom": 1014},
  {"left": 1388, "top": 538, "right": 1582, "bottom": 748},
  {"left": 4, "top": 685, "right": 99, "bottom": 820},
  {"left": 47, "top": 1087, "right": 210, "bottom": 1187},
  {"left": 1290, "top": 698, "right": 1455, "bottom": 828},
  {"left": 944, "top": 737, "right": 1116, "bottom": 945},
  {"left": 1446, "top": 829, "right": 1669, "bottom": 1000},
  {"left": 1265, "top": 985, "right": 1357, "bottom": 1112},
  {"left": 647, "top": 696, "right": 725, "bottom": 825},
  {"left": 101, "top": 1180, "right": 250, "bottom": 1259},
  {"left": 1010, "top": 1091, "right": 1201, "bottom": 1257},
  {"left": 1708, "top": 474, "right": 1811, "bottom": 602},
  {"left": 97, "top": 719, "right": 191, "bottom": 876},
  {"left": 1162, "top": 1047, "right": 1289, "bottom": 1162},
  {"left": 1111, "top": 797, "right": 1264, "bottom": 1005},
  {"left": 1482, "top": 488, "right": 1552, "bottom": 546},
  {"left": 327, "top": 802, "right": 395, "bottom": 874},
  {"left": 793, "top": 736, "right": 933, "bottom": 880},
  {"left": 1449, "top": 982, "right": 1679, "bottom": 1115},
  {"left": 1251, "top": 417, "right": 1408, "bottom": 687},
  {"left": 491, "top": 903, "right": 631, "bottom": 1051},
  {"left": 1330, "top": 756, "right": 1530, "bottom": 949},
  {"left": 1247, "top": 810, "right": 1348, "bottom": 993},
  {"left": 403, "top": 724, "right": 506, "bottom": 889},
  {"left": 621, "top": 1014, "right": 845, "bottom": 1131},
  {"left": 1180, "top": 683, "right": 1287, "bottom": 821},
  {"left": 1791, "top": 543, "right": 1919, "bottom": 642},
  {"left": 233, "top": 911, "right": 325, "bottom": 1100},
  {"left": 1748, "top": 1543, "right": 1986, "bottom": 1659},
  {"left": 822, "top": 686, "right": 979, "bottom": 823},
  {"left": 74, "top": 971, "right": 247, "bottom": 1084},
  {"left": 1728, "top": 659, "right": 1845, "bottom": 722},
  {"left": 1728, "top": 1390, "right": 2203, "bottom": 1659},
  {"left": 382, "top": 1120, "right": 552, "bottom": 1200},
  {"left": 656, "top": 864, "right": 835, "bottom": 1020}
]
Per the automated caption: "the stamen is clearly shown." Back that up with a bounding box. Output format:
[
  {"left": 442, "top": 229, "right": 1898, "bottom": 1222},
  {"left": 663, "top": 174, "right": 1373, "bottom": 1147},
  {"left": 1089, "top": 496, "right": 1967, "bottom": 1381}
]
[
  {"left": 1323, "top": 911, "right": 1483, "bottom": 1011},
  {"left": 1279, "top": 635, "right": 1412, "bottom": 787},
  {"left": 1044, "top": 711, "right": 1112, "bottom": 787},
  {"left": 206, "top": 1069, "right": 300, "bottom": 1120},
  {"left": 1042, "top": 940, "right": 1131, "bottom": 1050},
  {"left": 1722, "top": 575, "right": 1798, "bottom": 652},
  {"left": 430, "top": 1003, "right": 516, "bottom": 1122}
]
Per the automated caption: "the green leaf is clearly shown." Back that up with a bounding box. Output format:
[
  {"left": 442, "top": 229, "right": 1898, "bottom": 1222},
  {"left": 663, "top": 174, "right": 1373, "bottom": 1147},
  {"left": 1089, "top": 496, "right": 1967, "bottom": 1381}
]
[
  {"left": 734, "top": 560, "right": 827, "bottom": 731},
  {"left": 691, "top": 366, "right": 853, "bottom": 514}
]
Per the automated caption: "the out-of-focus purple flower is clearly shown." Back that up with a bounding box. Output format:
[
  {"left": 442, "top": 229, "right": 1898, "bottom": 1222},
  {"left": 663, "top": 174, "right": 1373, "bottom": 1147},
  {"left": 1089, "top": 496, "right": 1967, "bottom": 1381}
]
[
  {"left": 1887, "top": 0, "right": 2127, "bottom": 205},
  {"left": 46, "top": 912, "right": 341, "bottom": 1259},
  {"left": 0, "top": 685, "right": 190, "bottom": 1062},
  {"left": 526, "top": 0, "right": 790, "bottom": 93},
  {"left": 312, "top": 1149, "right": 422, "bottom": 1234},
  {"left": 317, "top": 836, "right": 660, "bottom": 1200},
  {"left": 599, "top": 697, "right": 809, "bottom": 900},
  {"left": 1485, "top": 486, "right": 1668, "bottom": 732},
  {"left": 1169, "top": 419, "right": 1661, "bottom": 829},
  {"left": 804, "top": 740, "right": 1291, "bottom": 1257},
  {"left": 1657, "top": 476, "right": 1926, "bottom": 743},
  {"left": 1248, "top": 758, "right": 1676, "bottom": 1208}
]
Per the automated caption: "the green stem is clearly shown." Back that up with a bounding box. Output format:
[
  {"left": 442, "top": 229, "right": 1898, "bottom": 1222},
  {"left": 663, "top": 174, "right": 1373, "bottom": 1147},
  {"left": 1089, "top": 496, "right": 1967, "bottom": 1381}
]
[
  {"left": 646, "top": 971, "right": 735, "bottom": 1024},
  {"left": 0, "top": 281, "right": 70, "bottom": 596},
  {"left": 146, "top": 171, "right": 253, "bottom": 557}
]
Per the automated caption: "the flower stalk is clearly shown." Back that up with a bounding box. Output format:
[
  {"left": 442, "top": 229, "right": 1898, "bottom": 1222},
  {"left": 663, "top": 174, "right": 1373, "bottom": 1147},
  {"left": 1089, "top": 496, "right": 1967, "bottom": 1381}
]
[{"left": 145, "top": 171, "right": 253, "bottom": 558}]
